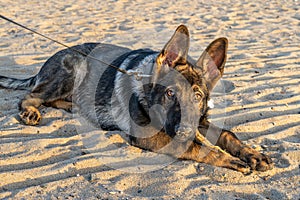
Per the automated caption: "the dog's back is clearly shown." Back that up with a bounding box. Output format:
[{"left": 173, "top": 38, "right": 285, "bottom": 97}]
[{"left": 74, "top": 46, "right": 158, "bottom": 130}]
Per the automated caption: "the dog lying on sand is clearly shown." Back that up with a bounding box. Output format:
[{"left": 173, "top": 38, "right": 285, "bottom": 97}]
[{"left": 0, "top": 25, "right": 273, "bottom": 174}]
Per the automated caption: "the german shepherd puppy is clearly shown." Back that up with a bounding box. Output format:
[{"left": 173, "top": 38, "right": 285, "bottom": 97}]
[{"left": 0, "top": 25, "right": 273, "bottom": 174}]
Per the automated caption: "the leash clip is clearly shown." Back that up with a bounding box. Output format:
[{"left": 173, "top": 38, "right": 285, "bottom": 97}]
[{"left": 127, "top": 69, "right": 152, "bottom": 81}]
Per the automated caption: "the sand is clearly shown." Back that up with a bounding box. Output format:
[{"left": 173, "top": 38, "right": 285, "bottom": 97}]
[{"left": 0, "top": 0, "right": 299, "bottom": 199}]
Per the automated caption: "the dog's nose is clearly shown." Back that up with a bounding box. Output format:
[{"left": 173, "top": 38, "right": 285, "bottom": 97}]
[{"left": 175, "top": 126, "right": 194, "bottom": 141}]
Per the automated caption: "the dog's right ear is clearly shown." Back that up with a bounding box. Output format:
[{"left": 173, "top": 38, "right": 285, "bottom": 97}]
[{"left": 152, "top": 25, "right": 190, "bottom": 84}]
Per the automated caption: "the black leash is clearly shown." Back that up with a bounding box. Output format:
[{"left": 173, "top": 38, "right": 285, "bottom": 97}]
[{"left": 0, "top": 14, "right": 131, "bottom": 75}]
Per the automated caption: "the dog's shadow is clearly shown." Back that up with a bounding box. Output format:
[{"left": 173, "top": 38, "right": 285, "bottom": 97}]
[
  {"left": 75, "top": 117, "right": 177, "bottom": 174},
  {"left": 212, "top": 79, "right": 235, "bottom": 94}
]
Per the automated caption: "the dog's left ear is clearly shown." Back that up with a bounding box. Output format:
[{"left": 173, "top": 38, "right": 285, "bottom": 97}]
[
  {"left": 153, "top": 25, "right": 190, "bottom": 83},
  {"left": 196, "top": 38, "right": 228, "bottom": 91}
]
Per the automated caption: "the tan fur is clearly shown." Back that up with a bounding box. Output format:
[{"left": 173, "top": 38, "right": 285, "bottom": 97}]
[
  {"left": 45, "top": 100, "right": 73, "bottom": 111},
  {"left": 19, "top": 95, "right": 44, "bottom": 125},
  {"left": 1, "top": 25, "right": 273, "bottom": 173}
]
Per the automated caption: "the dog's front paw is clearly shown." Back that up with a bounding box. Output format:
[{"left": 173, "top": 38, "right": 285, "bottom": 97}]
[
  {"left": 19, "top": 106, "right": 41, "bottom": 126},
  {"left": 229, "top": 157, "right": 251, "bottom": 175},
  {"left": 240, "top": 147, "right": 274, "bottom": 171}
]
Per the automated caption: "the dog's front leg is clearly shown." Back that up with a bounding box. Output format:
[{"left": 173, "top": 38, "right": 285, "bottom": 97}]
[
  {"left": 179, "top": 138, "right": 251, "bottom": 174},
  {"left": 198, "top": 119, "right": 273, "bottom": 171},
  {"left": 129, "top": 131, "right": 251, "bottom": 174}
]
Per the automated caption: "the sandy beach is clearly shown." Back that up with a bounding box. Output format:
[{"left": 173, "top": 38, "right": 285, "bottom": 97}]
[{"left": 0, "top": 0, "right": 299, "bottom": 199}]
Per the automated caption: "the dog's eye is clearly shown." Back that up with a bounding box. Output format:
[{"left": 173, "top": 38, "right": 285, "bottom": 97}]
[
  {"left": 165, "top": 89, "right": 175, "bottom": 98},
  {"left": 194, "top": 92, "right": 203, "bottom": 101}
]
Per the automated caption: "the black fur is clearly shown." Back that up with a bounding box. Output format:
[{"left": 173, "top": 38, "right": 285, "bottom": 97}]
[{"left": 0, "top": 25, "right": 273, "bottom": 173}]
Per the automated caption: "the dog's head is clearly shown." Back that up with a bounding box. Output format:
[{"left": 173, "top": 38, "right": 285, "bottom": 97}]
[{"left": 147, "top": 25, "right": 228, "bottom": 140}]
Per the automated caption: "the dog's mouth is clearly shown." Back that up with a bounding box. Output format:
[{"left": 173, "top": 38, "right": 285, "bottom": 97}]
[{"left": 174, "top": 124, "right": 196, "bottom": 142}]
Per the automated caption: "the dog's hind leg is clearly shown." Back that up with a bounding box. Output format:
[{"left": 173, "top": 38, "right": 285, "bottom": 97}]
[
  {"left": 44, "top": 99, "right": 73, "bottom": 112},
  {"left": 19, "top": 96, "right": 74, "bottom": 125},
  {"left": 19, "top": 93, "right": 44, "bottom": 125}
]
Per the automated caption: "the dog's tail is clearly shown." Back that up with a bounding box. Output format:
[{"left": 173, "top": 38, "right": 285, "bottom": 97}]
[{"left": 0, "top": 75, "right": 36, "bottom": 90}]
